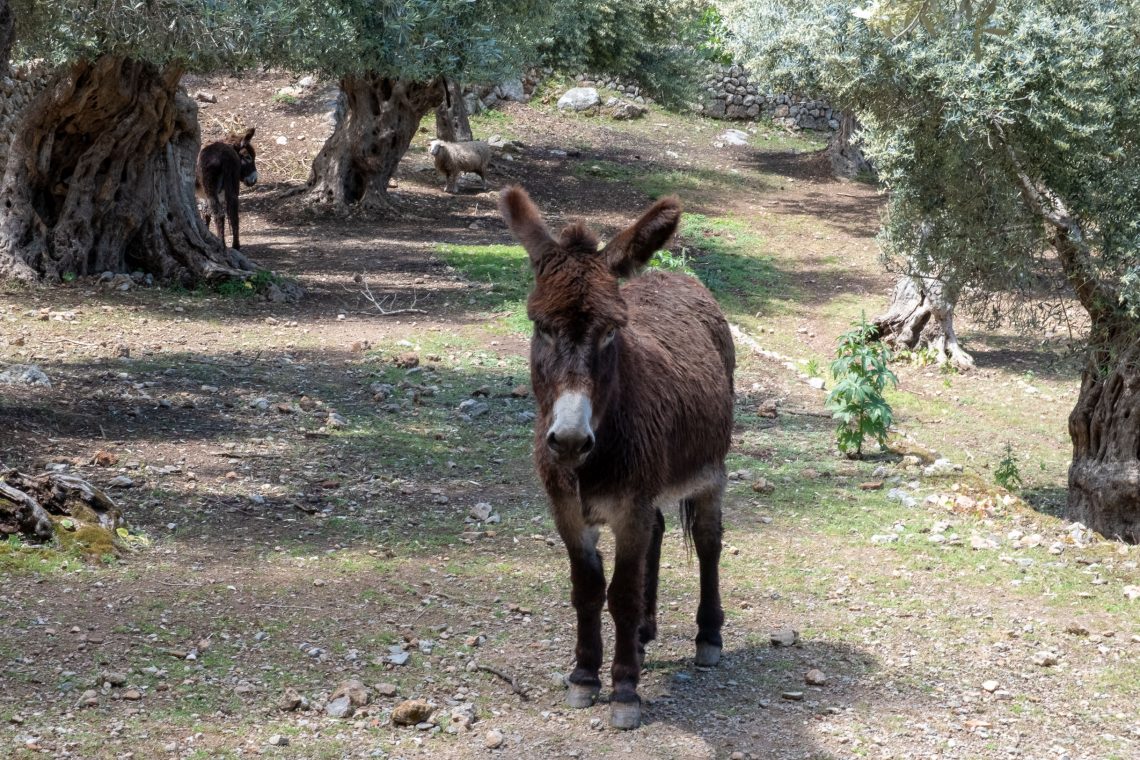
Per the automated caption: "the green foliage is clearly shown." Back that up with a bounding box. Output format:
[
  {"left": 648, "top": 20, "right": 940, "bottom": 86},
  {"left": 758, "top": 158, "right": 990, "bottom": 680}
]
[
  {"left": 805, "top": 357, "right": 821, "bottom": 378},
  {"left": 724, "top": 0, "right": 1140, "bottom": 339},
  {"left": 537, "top": 0, "right": 726, "bottom": 105},
  {"left": 647, "top": 247, "right": 694, "bottom": 275},
  {"left": 825, "top": 316, "right": 897, "bottom": 457},
  {"left": 995, "top": 443, "right": 1024, "bottom": 491},
  {"left": 213, "top": 270, "right": 280, "bottom": 298}
]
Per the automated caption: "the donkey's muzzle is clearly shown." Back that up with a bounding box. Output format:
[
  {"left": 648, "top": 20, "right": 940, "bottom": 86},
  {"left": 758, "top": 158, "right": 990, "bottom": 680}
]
[
  {"left": 547, "top": 428, "right": 594, "bottom": 461},
  {"left": 242, "top": 171, "right": 259, "bottom": 187},
  {"left": 547, "top": 391, "right": 594, "bottom": 464}
]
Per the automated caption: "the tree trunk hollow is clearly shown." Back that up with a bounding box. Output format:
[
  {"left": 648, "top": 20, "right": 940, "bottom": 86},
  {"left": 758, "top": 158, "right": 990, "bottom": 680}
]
[
  {"left": 873, "top": 275, "right": 974, "bottom": 370},
  {"left": 1067, "top": 337, "right": 1140, "bottom": 543},
  {"left": 435, "top": 78, "right": 473, "bottom": 143},
  {"left": 0, "top": 56, "right": 254, "bottom": 285},
  {"left": 306, "top": 75, "right": 444, "bottom": 212}
]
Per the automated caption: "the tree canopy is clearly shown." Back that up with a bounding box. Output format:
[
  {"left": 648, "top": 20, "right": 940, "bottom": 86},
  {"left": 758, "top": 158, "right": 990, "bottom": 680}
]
[{"left": 724, "top": 0, "right": 1140, "bottom": 332}]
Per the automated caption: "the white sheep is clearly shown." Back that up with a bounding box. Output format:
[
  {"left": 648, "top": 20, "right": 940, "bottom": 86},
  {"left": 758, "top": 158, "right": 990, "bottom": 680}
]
[{"left": 429, "top": 139, "right": 492, "bottom": 193}]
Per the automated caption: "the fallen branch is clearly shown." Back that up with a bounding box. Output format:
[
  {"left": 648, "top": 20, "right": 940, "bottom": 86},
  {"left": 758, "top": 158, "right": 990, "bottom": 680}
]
[
  {"left": 348, "top": 278, "right": 428, "bottom": 317},
  {"left": 476, "top": 664, "right": 530, "bottom": 701}
]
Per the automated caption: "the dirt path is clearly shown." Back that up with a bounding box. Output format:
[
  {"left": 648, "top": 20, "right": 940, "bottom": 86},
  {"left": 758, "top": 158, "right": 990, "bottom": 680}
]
[{"left": 1, "top": 74, "right": 1136, "bottom": 760}]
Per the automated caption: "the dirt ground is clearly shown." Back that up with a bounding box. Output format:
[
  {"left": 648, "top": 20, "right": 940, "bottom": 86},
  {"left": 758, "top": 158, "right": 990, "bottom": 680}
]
[{"left": 0, "top": 72, "right": 1136, "bottom": 760}]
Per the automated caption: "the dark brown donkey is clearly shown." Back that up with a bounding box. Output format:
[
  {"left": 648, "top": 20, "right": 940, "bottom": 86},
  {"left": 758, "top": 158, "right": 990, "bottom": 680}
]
[
  {"left": 500, "top": 186, "right": 735, "bottom": 730},
  {"left": 195, "top": 127, "right": 258, "bottom": 250}
]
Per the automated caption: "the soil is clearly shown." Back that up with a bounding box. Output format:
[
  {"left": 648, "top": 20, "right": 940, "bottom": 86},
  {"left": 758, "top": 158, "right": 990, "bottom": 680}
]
[{"left": 0, "top": 72, "right": 1135, "bottom": 760}]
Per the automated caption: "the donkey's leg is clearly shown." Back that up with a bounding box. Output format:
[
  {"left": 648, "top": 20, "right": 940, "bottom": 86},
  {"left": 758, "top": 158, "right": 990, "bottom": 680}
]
[
  {"left": 207, "top": 193, "right": 225, "bottom": 247},
  {"left": 225, "top": 183, "right": 241, "bottom": 250},
  {"left": 608, "top": 508, "right": 652, "bottom": 729},
  {"left": 637, "top": 507, "right": 666, "bottom": 668},
  {"left": 690, "top": 480, "right": 726, "bottom": 667},
  {"left": 564, "top": 525, "right": 606, "bottom": 708}
]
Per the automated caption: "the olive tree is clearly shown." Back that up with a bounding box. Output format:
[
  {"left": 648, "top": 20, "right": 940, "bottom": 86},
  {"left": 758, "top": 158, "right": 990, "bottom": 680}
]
[
  {"left": 0, "top": 0, "right": 266, "bottom": 286},
  {"left": 725, "top": 0, "right": 1140, "bottom": 541}
]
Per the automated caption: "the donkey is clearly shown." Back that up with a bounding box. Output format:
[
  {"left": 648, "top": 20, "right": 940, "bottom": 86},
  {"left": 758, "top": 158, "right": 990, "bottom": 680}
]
[
  {"left": 499, "top": 186, "right": 735, "bottom": 730},
  {"left": 195, "top": 127, "right": 258, "bottom": 251}
]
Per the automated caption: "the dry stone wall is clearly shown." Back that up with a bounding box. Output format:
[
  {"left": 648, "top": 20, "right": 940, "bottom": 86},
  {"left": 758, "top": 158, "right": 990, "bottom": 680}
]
[{"left": 700, "top": 65, "right": 839, "bottom": 131}]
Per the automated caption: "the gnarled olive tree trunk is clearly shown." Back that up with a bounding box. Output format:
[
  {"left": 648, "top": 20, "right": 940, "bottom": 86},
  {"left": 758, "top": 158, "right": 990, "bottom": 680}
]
[
  {"left": 306, "top": 75, "right": 444, "bottom": 212},
  {"left": 0, "top": 56, "right": 254, "bottom": 284},
  {"left": 1068, "top": 334, "right": 1140, "bottom": 543},
  {"left": 435, "top": 78, "right": 473, "bottom": 142},
  {"left": 873, "top": 274, "right": 975, "bottom": 370},
  {"left": 828, "top": 113, "right": 873, "bottom": 179}
]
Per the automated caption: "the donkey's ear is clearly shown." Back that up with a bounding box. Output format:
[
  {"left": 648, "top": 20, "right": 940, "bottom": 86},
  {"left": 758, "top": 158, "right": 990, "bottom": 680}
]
[
  {"left": 602, "top": 196, "right": 681, "bottom": 278},
  {"left": 242, "top": 127, "right": 256, "bottom": 144},
  {"left": 499, "top": 185, "right": 555, "bottom": 269}
]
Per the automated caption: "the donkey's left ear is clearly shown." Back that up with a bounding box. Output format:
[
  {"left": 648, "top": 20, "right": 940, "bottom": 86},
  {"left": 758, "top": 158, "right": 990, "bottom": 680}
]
[
  {"left": 602, "top": 196, "right": 681, "bottom": 278},
  {"left": 242, "top": 127, "right": 256, "bottom": 143}
]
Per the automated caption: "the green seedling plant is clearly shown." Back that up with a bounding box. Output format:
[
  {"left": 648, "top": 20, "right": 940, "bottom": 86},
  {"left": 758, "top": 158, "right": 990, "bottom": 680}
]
[
  {"left": 995, "top": 443, "right": 1023, "bottom": 491},
  {"left": 825, "top": 315, "right": 897, "bottom": 458}
]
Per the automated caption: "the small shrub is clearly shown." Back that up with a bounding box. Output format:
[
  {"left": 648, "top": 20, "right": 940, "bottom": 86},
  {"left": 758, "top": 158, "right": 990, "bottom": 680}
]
[
  {"left": 805, "top": 357, "right": 821, "bottom": 378},
  {"left": 825, "top": 315, "right": 897, "bottom": 458},
  {"left": 647, "top": 247, "right": 694, "bottom": 275},
  {"left": 271, "top": 92, "right": 298, "bottom": 105},
  {"left": 995, "top": 444, "right": 1023, "bottom": 491}
]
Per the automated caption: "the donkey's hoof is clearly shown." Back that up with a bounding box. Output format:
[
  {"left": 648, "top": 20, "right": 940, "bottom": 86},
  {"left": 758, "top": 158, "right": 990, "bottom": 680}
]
[
  {"left": 610, "top": 700, "right": 641, "bottom": 730},
  {"left": 566, "top": 682, "right": 600, "bottom": 708},
  {"left": 695, "top": 642, "right": 722, "bottom": 667}
]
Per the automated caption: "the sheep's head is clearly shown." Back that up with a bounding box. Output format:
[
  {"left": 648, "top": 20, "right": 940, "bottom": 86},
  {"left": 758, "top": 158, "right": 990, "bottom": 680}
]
[{"left": 428, "top": 140, "right": 442, "bottom": 157}]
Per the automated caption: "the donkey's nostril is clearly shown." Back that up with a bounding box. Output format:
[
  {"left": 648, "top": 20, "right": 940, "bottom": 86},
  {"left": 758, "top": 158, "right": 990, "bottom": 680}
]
[
  {"left": 548, "top": 429, "right": 593, "bottom": 459},
  {"left": 579, "top": 435, "right": 595, "bottom": 455}
]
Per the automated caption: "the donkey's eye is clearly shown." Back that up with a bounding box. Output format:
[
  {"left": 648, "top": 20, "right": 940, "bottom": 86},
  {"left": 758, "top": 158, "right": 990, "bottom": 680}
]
[{"left": 600, "top": 328, "right": 617, "bottom": 348}]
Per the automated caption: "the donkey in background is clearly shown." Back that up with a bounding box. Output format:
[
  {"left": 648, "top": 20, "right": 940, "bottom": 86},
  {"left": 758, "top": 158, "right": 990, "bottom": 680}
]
[
  {"left": 500, "top": 186, "right": 735, "bottom": 730},
  {"left": 195, "top": 127, "right": 258, "bottom": 251}
]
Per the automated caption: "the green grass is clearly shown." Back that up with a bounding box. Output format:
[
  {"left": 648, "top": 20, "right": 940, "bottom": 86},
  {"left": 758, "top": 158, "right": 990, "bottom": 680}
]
[
  {"left": 438, "top": 242, "right": 532, "bottom": 333},
  {"left": 574, "top": 159, "right": 764, "bottom": 205}
]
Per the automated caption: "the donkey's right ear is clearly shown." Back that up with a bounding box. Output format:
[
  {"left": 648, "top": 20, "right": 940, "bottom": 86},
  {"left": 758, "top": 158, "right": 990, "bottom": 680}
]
[
  {"left": 242, "top": 127, "right": 256, "bottom": 144},
  {"left": 499, "top": 185, "right": 554, "bottom": 269}
]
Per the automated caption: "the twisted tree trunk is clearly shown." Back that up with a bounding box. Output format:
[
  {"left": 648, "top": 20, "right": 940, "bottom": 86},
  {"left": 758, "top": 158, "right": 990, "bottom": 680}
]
[
  {"left": 0, "top": 56, "right": 255, "bottom": 285},
  {"left": 1, "top": 469, "right": 124, "bottom": 546},
  {"left": 873, "top": 274, "right": 974, "bottom": 370},
  {"left": 828, "top": 113, "right": 873, "bottom": 179},
  {"left": 306, "top": 75, "right": 444, "bottom": 212},
  {"left": 435, "top": 78, "right": 473, "bottom": 142}
]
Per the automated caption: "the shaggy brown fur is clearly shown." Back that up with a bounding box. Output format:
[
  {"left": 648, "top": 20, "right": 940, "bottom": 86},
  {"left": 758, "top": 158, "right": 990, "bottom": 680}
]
[
  {"left": 429, "top": 139, "right": 491, "bottom": 193},
  {"left": 195, "top": 127, "right": 257, "bottom": 250},
  {"left": 500, "top": 185, "right": 735, "bottom": 730}
]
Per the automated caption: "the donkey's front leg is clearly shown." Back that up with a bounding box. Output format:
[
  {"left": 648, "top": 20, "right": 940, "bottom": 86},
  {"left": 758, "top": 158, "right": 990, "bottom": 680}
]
[
  {"left": 608, "top": 510, "right": 652, "bottom": 729},
  {"left": 564, "top": 525, "right": 606, "bottom": 709}
]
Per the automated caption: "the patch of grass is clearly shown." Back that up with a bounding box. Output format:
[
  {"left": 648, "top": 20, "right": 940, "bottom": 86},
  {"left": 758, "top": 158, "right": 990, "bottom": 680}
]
[
  {"left": 750, "top": 129, "right": 830, "bottom": 154},
  {"left": 438, "top": 242, "right": 531, "bottom": 333},
  {"left": 574, "top": 159, "right": 763, "bottom": 205},
  {"left": 212, "top": 269, "right": 282, "bottom": 298}
]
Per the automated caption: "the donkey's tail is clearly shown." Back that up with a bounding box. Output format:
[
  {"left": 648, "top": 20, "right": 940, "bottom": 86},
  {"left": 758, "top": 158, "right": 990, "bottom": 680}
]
[{"left": 679, "top": 497, "right": 696, "bottom": 559}]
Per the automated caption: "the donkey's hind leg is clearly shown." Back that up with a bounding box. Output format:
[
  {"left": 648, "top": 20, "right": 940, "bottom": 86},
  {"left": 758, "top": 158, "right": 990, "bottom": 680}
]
[
  {"left": 685, "top": 478, "right": 726, "bottom": 667},
  {"left": 637, "top": 507, "right": 666, "bottom": 668}
]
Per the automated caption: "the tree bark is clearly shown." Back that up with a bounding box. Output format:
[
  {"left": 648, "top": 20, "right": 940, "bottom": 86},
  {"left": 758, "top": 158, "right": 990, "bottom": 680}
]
[
  {"left": 1, "top": 469, "right": 124, "bottom": 545},
  {"left": 873, "top": 274, "right": 975, "bottom": 370},
  {"left": 0, "top": 56, "right": 256, "bottom": 285},
  {"left": 306, "top": 75, "right": 444, "bottom": 213},
  {"left": 435, "top": 78, "right": 473, "bottom": 142},
  {"left": 828, "top": 113, "right": 874, "bottom": 179}
]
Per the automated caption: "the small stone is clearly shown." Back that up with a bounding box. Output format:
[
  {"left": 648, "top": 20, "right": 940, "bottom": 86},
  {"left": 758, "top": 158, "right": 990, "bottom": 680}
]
[
  {"left": 325, "top": 695, "right": 354, "bottom": 719},
  {"left": 470, "top": 502, "right": 493, "bottom": 521},
  {"left": 278, "top": 687, "right": 304, "bottom": 711},
  {"left": 859, "top": 481, "right": 883, "bottom": 491},
  {"left": 122, "top": 689, "right": 142, "bottom": 700},
  {"left": 770, "top": 628, "right": 799, "bottom": 647},
  {"left": 484, "top": 729, "right": 505, "bottom": 749},
  {"left": 375, "top": 682, "right": 398, "bottom": 698},
  {"left": 1123, "top": 585, "right": 1140, "bottom": 601},
  {"left": 781, "top": 691, "right": 804, "bottom": 701},
  {"left": 392, "top": 699, "right": 434, "bottom": 726},
  {"left": 1064, "top": 622, "right": 1089, "bottom": 636},
  {"left": 101, "top": 671, "right": 128, "bottom": 687},
  {"left": 1032, "top": 650, "right": 1059, "bottom": 667},
  {"left": 804, "top": 669, "right": 827, "bottom": 686},
  {"left": 751, "top": 478, "right": 775, "bottom": 494},
  {"left": 107, "top": 475, "right": 134, "bottom": 488},
  {"left": 77, "top": 689, "right": 99, "bottom": 708},
  {"left": 981, "top": 679, "right": 1000, "bottom": 693},
  {"left": 267, "top": 735, "right": 289, "bottom": 747}
]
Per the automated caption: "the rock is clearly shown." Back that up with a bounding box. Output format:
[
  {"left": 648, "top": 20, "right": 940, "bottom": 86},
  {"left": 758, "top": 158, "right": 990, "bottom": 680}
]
[
  {"left": 484, "top": 729, "right": 505, "bottom": 749},
  {"left": 757, "top": 399, "right": 778, "bottom": 418},
  {"left": 1032, "top": 650, "right": 1059, "bottom": 667},
  {"left": 717, "top": 129, "right": 750, "bottom": 146},
  {"left": 101, "top": 671, "right": 128, "bottom": 687},
  {"left": 267, "top": 734, "right": 289, "bottom": 746},
  {"left": 77, "top": 689, "right": 99, "bottom": 708},
  {"left": 325, "top": 694, "right": 354, "bottom": 718},
  {"left": 458, "top": 399, "right": 489, "bottom": 418},
  {"left": 497, "top": 78, "right": 526, "bottom": 102},
  {"left": 0, "top": 364, "right": 51, "bottom": 388},
  {"left": 278, "top": 687, "right": 305, "bottom": 711},
  {"left": 297, "top": 75, "right": 316, "bottom": 89},
  {"left": 557, "top": 87, "right": 600, "bottom": 111},
  {"left": 804, "top": 669, "right": 827, "bottom": 686},
  {"left": 807, "top": 377, "right": 825, "bottom": 390},
  {"left": 326, "top": 412, "right": 349, "bottom": 428},
  {"left": 386, "top": 646, "right": 410, "bottom": 666},
  {"left": 1064, "top": 622, "right": 1090, "bottom": 636},
  {"left": 751, "top": 478, "right": 775, "bottom": 494},
  {"left": 375, "top": 682, "right": 398, "bottom": 698},
  {"left": 447, "top": 703, "right": 477, "bottom": 732},
  {"left": 122, "top": 689, "right": 142, "bottom": 700},
  {"left": 981, "top": 679, "right": 1000, "bottom": 693},
  {"left": 470, "top": 502, "right": 493, "bottom": 521},
  {"left": 770, "top": 628, "right": 799, "bottom": 647},
  {"left": 886, "top": 488, "right": 918, "bottom": 508},
  {"left": 1123, "top": 585, "right": 1140, "bottom": 601},
  {"left": 610, "top": 101, "right": 648, "bottom": 120},
  {"left": 392, "top": 698, "right": 434, "bottom": 726},
  {"left": 107, "top": 475, "right": 134, "bottom": 488},
  {"left": 781, "top": 691, "right": 804, "bottom": 701},
  {"left": 194, "top": 91, "right": 218, "bottom": 103}
]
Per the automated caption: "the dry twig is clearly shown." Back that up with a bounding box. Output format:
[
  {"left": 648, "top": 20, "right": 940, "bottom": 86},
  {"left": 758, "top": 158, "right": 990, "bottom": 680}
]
[{"left": 476, "top": 664, "right": 530, "bottom": 701}]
